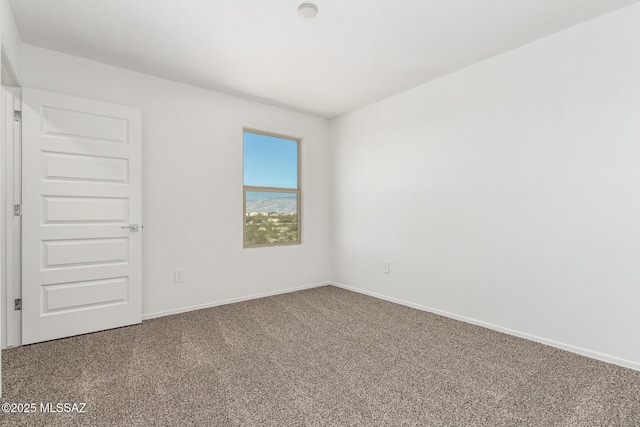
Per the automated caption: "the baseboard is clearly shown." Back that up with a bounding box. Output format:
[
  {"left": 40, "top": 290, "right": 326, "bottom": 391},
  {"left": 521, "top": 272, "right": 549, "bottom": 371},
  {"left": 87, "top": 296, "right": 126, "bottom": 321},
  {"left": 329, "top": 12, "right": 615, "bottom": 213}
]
[
  {"left": 329, "top": 281, "right": 640, "bottom": 372},
  {"left": 142, "top": 281, "right": 330, "bottom": 320}
]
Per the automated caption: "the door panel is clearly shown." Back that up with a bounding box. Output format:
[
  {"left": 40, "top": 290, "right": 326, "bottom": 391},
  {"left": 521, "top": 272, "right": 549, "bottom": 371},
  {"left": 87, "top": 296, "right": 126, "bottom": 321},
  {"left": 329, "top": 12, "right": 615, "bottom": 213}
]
[
  {"left": 42, "top": 237, "right": 129, "bottom": 268},
  {"left": 43, "top": 152, "right": 129, "bottom": 183},
  {"left": 22, "top": 88, "right": 142, "bottom": 345},
  {"left": 41, "top": 106, "right": 129, "bottom": 143},
  {"left": 43, "top": 196, "right": 129, "bottom": 223},
  {"left": 43, "top": 277, "right": 129, "bottom": 313}
]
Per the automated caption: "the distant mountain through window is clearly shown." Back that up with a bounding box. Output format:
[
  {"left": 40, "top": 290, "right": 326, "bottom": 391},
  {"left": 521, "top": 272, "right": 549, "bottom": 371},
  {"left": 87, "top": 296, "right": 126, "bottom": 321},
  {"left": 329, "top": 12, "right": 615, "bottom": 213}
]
[{"left": 246, "top": 195, "right": 297, "bottom": 214}]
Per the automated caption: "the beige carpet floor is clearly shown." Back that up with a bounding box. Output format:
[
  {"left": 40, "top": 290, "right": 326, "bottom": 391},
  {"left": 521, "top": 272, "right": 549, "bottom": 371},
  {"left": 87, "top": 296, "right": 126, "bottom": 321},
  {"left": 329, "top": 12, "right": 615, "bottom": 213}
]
[{"left": 1, "top": 286, "right": 639, "bottom": 426}]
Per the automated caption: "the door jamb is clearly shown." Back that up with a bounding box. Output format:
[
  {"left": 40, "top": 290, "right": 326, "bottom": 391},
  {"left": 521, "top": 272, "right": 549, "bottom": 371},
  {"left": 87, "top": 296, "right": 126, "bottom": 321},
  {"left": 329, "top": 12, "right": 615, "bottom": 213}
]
[{"left": 1, "top": 46, "right": 22, "bottom": 350}]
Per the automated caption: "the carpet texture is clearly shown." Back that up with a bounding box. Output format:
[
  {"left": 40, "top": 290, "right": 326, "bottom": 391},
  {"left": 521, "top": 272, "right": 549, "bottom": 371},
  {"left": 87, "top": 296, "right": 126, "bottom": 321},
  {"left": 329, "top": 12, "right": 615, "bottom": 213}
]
[{"left": 1, "top": 286, "right": 639, "bottom": 426}]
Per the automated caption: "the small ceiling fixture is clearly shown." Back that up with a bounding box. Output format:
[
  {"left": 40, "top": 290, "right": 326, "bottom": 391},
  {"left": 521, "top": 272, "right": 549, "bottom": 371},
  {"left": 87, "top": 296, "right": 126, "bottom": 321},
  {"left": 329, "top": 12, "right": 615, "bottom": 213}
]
[{"left": 298, "top": 3, "right": 318, "bottom": 19}]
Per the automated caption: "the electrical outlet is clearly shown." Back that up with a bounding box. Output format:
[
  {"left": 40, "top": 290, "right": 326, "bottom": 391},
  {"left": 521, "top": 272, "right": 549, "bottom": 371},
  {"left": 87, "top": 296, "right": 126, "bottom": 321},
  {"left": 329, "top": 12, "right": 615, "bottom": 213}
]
[
  {"left": 383, "top": 260, "right": 390, "bottom": 274},
  {"left": 175, "top": 268, "right": 185, "bottom": 283}
]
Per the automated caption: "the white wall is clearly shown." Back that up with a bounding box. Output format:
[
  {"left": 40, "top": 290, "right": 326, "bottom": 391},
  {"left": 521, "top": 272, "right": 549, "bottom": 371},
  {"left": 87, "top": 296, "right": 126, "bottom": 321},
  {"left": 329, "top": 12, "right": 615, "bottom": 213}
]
[
  {"left": 21, "top": 45, "right": 331, "bottom": 317},
  {"left": 0, "top": 0, "right": 21, "bottom": 79},
  {"left": 331, "top": 3, "right": 640, "bottom": 369}
]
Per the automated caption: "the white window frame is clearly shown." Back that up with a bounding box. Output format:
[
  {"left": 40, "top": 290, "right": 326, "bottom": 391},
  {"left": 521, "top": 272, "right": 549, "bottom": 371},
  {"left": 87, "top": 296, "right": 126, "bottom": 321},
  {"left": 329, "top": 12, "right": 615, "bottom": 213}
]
[{"left": 243, "top": 128, "right": 301, "bottom": 248}]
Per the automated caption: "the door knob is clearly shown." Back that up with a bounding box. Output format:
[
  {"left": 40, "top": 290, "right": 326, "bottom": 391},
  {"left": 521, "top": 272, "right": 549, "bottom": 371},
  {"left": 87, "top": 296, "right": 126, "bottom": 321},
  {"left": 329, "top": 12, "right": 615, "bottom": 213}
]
[{"left": 121, "top": 224, "right": 140, "bottom": 232}]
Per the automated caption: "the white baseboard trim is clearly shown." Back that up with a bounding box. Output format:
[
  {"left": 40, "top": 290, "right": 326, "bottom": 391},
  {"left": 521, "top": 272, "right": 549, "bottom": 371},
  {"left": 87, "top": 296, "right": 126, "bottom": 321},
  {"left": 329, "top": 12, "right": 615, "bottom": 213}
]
[
  {"left": 329, "top": 281, "right": 640, "bottom": 372},
  {"left": 142, "top": 281, "right": 330, "bottom": 321}
]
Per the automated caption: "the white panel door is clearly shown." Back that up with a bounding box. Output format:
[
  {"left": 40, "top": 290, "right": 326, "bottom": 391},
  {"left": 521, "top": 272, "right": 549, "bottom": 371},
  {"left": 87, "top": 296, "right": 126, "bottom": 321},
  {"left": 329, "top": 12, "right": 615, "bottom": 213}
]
[{"left": 22, "top": 88, "right": 142, "bottom": 345}]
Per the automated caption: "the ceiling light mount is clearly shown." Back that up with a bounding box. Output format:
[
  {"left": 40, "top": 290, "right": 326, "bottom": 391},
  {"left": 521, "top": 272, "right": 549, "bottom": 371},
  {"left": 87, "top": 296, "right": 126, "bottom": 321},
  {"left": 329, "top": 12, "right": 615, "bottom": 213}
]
[{"left": 298, "top": 3, "right": 318, "bottom": 19}]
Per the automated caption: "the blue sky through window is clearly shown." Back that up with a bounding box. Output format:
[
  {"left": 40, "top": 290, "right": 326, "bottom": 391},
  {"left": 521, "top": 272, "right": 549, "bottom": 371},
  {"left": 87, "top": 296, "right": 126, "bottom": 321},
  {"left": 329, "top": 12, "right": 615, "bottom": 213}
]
[{"left": 244, "top": 131, "right": 298, "bottom": 190}]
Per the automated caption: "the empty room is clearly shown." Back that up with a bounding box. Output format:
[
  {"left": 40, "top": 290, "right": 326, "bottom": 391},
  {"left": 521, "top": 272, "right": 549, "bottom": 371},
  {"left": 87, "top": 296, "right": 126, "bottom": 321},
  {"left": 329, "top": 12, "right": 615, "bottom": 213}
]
[{"left": 1, "top": 0, "right": 639, "bottom": 425}]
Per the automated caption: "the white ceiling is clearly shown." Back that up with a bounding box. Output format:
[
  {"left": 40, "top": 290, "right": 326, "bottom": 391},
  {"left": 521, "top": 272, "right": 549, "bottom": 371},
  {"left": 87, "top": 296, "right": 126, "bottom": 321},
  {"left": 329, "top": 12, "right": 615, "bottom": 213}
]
[{"left": 10, "top": 0, "right": 640, "bottom": 118}]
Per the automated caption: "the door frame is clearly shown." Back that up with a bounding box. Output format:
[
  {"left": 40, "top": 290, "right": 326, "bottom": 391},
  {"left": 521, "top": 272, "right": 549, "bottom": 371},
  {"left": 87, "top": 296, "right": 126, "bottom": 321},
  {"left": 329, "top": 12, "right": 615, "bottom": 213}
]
[
  {"left": 2, "top": 84, "right": 21, "bottom": 349},
  {"left": 1, "top": 46, "right": 22, "bottom": 350}
]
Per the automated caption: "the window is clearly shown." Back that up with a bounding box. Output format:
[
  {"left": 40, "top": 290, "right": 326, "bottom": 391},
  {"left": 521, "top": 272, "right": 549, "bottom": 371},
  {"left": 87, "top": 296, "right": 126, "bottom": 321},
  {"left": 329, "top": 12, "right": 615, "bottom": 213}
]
[{"left": 243, "top": 129, "right": 300, "bottom": 247}]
